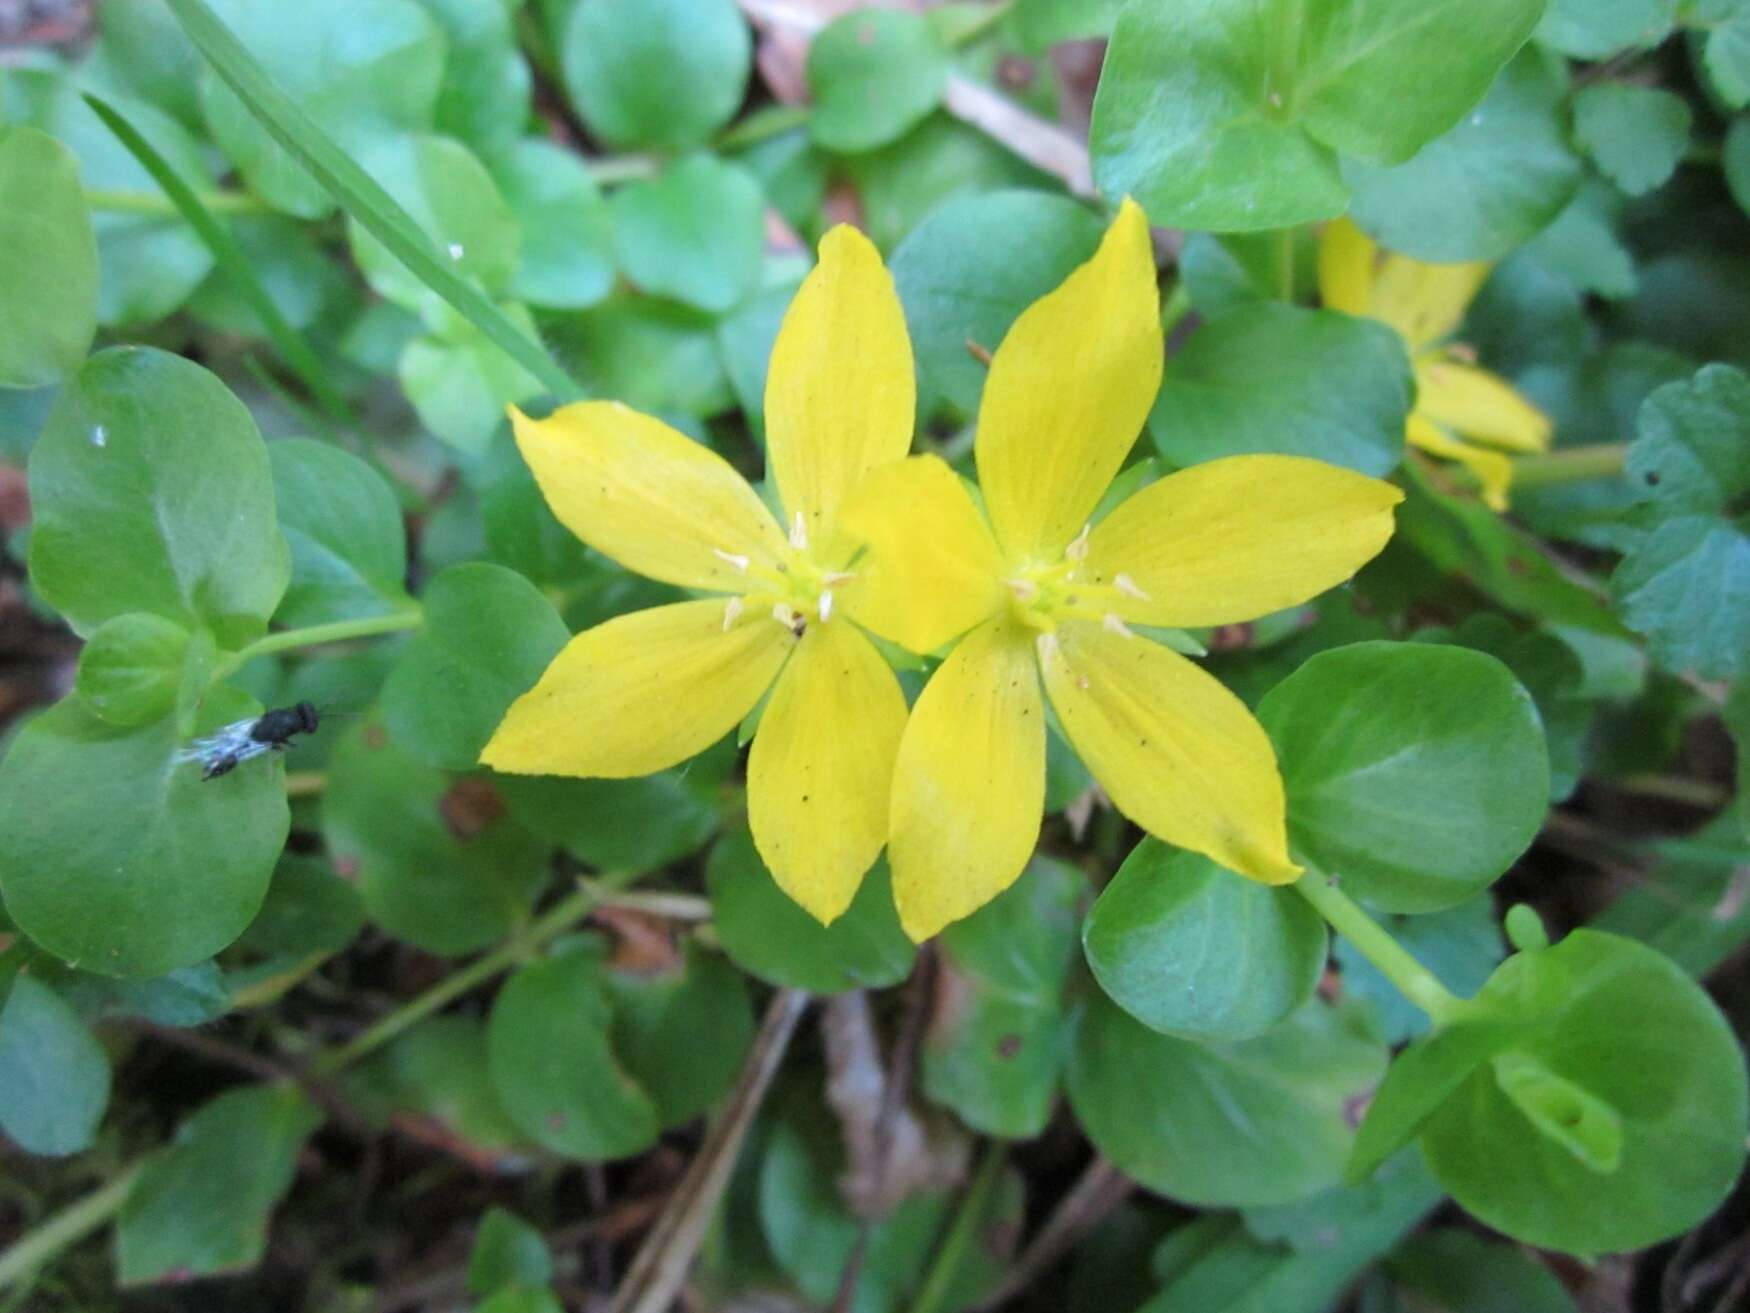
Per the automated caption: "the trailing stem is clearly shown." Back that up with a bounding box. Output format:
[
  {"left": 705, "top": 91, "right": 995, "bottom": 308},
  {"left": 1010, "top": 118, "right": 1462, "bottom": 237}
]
[{"left": 1293, "top": 869, "right": 1466, "bottom": 1025}]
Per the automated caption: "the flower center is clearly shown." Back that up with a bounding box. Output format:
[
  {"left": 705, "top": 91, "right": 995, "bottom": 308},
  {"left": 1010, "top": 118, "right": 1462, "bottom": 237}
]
[
  {"left": 712, "top": 514, "right": 854, "bottom": 637},
  {"left": 1004, "top": 524, "right": 1146, "bottom": 636}
]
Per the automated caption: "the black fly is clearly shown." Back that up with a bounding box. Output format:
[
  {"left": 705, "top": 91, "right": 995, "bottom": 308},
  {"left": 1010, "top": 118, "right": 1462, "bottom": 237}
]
[{"left": 178, "top": 702, "right": 321, "bottom": 779}]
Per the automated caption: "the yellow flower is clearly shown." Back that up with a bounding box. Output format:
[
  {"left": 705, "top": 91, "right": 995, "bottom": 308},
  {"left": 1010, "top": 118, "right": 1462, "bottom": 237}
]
[
  {"left": 481, "top": 226, "right": 917, "bottom": 925},
  {"left": 1318, "top": 217, "right": 1552, "bottom": 511},
  {"left": 842, "top": 200, "right": 1405, "bottom": 942}
]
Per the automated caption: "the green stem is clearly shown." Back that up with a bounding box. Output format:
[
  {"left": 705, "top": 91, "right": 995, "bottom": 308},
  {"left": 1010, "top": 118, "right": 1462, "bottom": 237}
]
[
  {"left": 715, "top": 105, "right": 813, "bottom": 152},
  {"left": 1160, "top": 281, "right": 1193, "bottom": 339},
  {"left": 212, "top": 608, "right": 423, "bottom": 680},
  {"left": 908, "top": 1142, "right": 1005, "bottom": 1313},
  {"left": 585, "top": 154, "right": 661, "bottom": 185},
  {"left": 311, "top": 878, "right": 629, "bottom": 1076},
  {"left": 84, "top": 187, "right": 271, "bottom": 216},
  {"left": 0, "top": 1163, "right": 145, "bottom": 1291},
  {"left": 1509, "top": 443, "right": 1627, "bottom": 491},
  {"left": 1294, "top": 871, "right": 1464, "bottom": 1025}
]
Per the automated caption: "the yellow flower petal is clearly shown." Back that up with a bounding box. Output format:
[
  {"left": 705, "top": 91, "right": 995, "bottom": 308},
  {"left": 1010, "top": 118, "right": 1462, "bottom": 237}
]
[
  {"left": 976, "top": 197, "right": 1163, "bottom": 560},
  {"left": 836, "top": 454, "right": 1007, "bottom": 654},
  {"left": 889, "top": 615, "right": 1045, "bottom": 942},
  {"left": 747, "top": 618, "right": 908, "bottom": 925},
  {"left": 1318, "top": 217, "right": 1376, "bottom": 318},
  {"left": 1407, "top": 413, "right": 1515, "bottom": 512},
  {"left": 481, "top": 599, "right": 791, "bottom": 778},
  {"left": 1041, "top": 623, "right": 1299, "bottom": 885},
  {"left": 1415, "top": 359, "right": 1552, "bottom": 454},
  {"left": 765, "top": 224, "right": 916, "bottom": 560},
  {"left": 510, "top": 402, "right": 787, "bottom": 593},
  {"left": 1371, "top": 253, "right": 1490, "bottom": 352},
  {"left": 1084, "top": 455, "right": 1403, "bottom": 628}
]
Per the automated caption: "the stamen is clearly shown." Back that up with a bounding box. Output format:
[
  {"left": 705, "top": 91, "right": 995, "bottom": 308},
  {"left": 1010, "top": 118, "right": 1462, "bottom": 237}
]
[
  {"left": 822, "top": 570, "right": 857, "bottom": 586},
  {"left": 1008, "top": 578, "right": 1039, "bottom": 603},
  {"left": 722, "top": 596, "right": 744, "bottom": 632},
  {"left": 713, "top": 548, "right": 751, "bottom": 572},
  {"left": 1076, "top": 675, "right": 1091, "bottom": 691},
  {"left": 818, "top": 590, "right": 834, "bottom": 622},
  {"left": 789, "top": 511, "right": 808, "bottom": 550},
  {"left": 772, "top": 603, "right": 798, "bottom": 629},
  {"left": 1065, "top": 523, "right": 1091, "bottom": 561},
  {"left": 1114, "top": 572, "right": 1149, "bottom": 600},
  {"left": 1035, "top": 631, "right": 1059, "bottom": 665},
  {"left": 1103, "top": 612, "right": 1135, "bottom": 638}
]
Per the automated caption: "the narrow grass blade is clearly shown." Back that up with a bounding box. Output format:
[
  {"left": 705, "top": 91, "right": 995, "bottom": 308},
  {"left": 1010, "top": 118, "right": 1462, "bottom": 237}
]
[
  {"left": 84, "top": 91, "right": 356, "bottom": 434},
  {"left": 161, "top": 0, "right": 584, "bottom": 402}
]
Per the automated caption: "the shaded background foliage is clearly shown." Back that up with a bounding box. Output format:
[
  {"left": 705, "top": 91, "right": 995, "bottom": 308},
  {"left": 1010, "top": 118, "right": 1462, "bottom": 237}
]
[{"left": 1, "top": 0, "right": 1749, "bottom": 1311}]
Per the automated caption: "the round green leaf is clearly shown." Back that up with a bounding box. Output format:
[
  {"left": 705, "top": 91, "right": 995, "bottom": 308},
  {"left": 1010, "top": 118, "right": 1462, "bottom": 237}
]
[
  {"left": 382, "top": 562, "right": 568, "bottom": 772},
  {"left": 1388, "top": 1230, "right": 1578, "bottom": 1313},
  {"left": 1345, "top": 53, "right": 1581, "bottom": 262},
  {"left": 400, "top": 305, "right": 546, "bottom": 454},
  {"left": 1535, "top": 0, "right": 1675, "bottom": 58},
  {"left": 1611, "top": 365, "right": 1750, "bottom": 680},
  {"left": 1258, "top": 642, "right": 1550, "bottom": 912},
  {"left": 603, "top": 941, "right": 753, "bottom": 1129},
  {"left": 237, "top": 854, "right": 366, "bottom": 962},
  {"left": 889, "top": 189, "right": 1103, "bottom": 423},
  {"left": 807, "top": 10, "right": 949, "bottom": 154},
  {"left": 415, "top": 0, "right": 532, "bottom": 154},
  {"left": 0, "top": 975, "right": 110, "bottom": 1156},
  {"left": 345, "top": 1016, "right": 525, "bottom": 1156},
  {"left": 44, "top": 959, "right": 230, "bottom": 1029},
  {"left": 1089, "top": 0, "right": 1346, "bottom": 232},
  {"left": 559, "top": 296, "right": 736, "bottom": 418},
  {"left": 7, "top": 72, "right": 214, "bottom": 327},
  {"left": 1573, "top": 83, "right": 1691, "bottom": 198},
  {"left": 559, "top": 0, "right": 751, "bottom": 151},
  {"left": 706, "top": 824, "right": 915, "bottom": 994},
  {"left": 0, "top": 126, "right": 96, "bottom": 388},
  {"left": 201, "top": 0, "right": 445, "bottom": 218},
  {"left": 117, "top": 1085, "right": 323, "bottom": 1285},
  {"left": 1292, "top": 0, "right": 1546, "bottom": 165},
  {"left": 468, "top": 1207, "right": 553, "bottom": 1298},
  {"left": 269, "top": 439, "right": 410, "bottom": 628},
  {"left": 84, "top": 0, "right": 205, "bottom": 130},
  {"left": 487, "top": 944, "right": 660, "bottom": 1160},
  {"left": 1089, "top": 0, "right": 1544, "bottom": 232},
  {"left": 0, "top": 694, "right": 288, "bottom": 977},
  {"left": 842, "top": 113, "right": 1050, "bottom": 251},
  {"left": 758, "top": 1085, "right": 950, "bottom": 1310},
  {"left": 28, "top": 347, "right": 289, "bottom": 646},
  {"left": 924, "top": 856, "right": 1086, "bottom": 1138},
  {"left": 349, "top": 134, "right": 521, "bottom": 317},
  {"left": 186, "top": 215, "right": 347, "bottom": 336},
  {"left": 1725, "top": 117, "right": 1750, "bottom": 218},
  {"left": 610, "top": 155, "right": 766, "bottom": 314},
  {"left": 1084, "top": 841, "right": 1326, "bottom": 1043},
  {"left": 1421, "top": 931, "right": 1749, "bottom": 1254},
  {"left": 499, "top": 771, "right": 719, "bottom": 872},
  {"left": 489, "top": 139, "right": 616, "bottom": 310},
  {"left": 1148, "top": 303, "right": 1410, "bottom": 477},
  {"left": 320, "top": 714, "right": 549, "bottom": 955},
  {"left": 75, "top": 612, "right": 198, "bottom": 728},
  {"left": 1067, "top": 995, "right": 1386, "bottom": 1207}
]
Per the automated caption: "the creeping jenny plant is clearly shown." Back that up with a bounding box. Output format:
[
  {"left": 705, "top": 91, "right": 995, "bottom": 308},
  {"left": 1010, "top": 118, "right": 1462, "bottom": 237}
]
[
  {"left": 1319, "top": 217, "right": 1553, "bottom": 511},
  {"left": 843, "top": 200, "right": 1406, "bottom": 940},
  {"left": 481, "top": 225, "right": 914, "bottom": 926}
]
